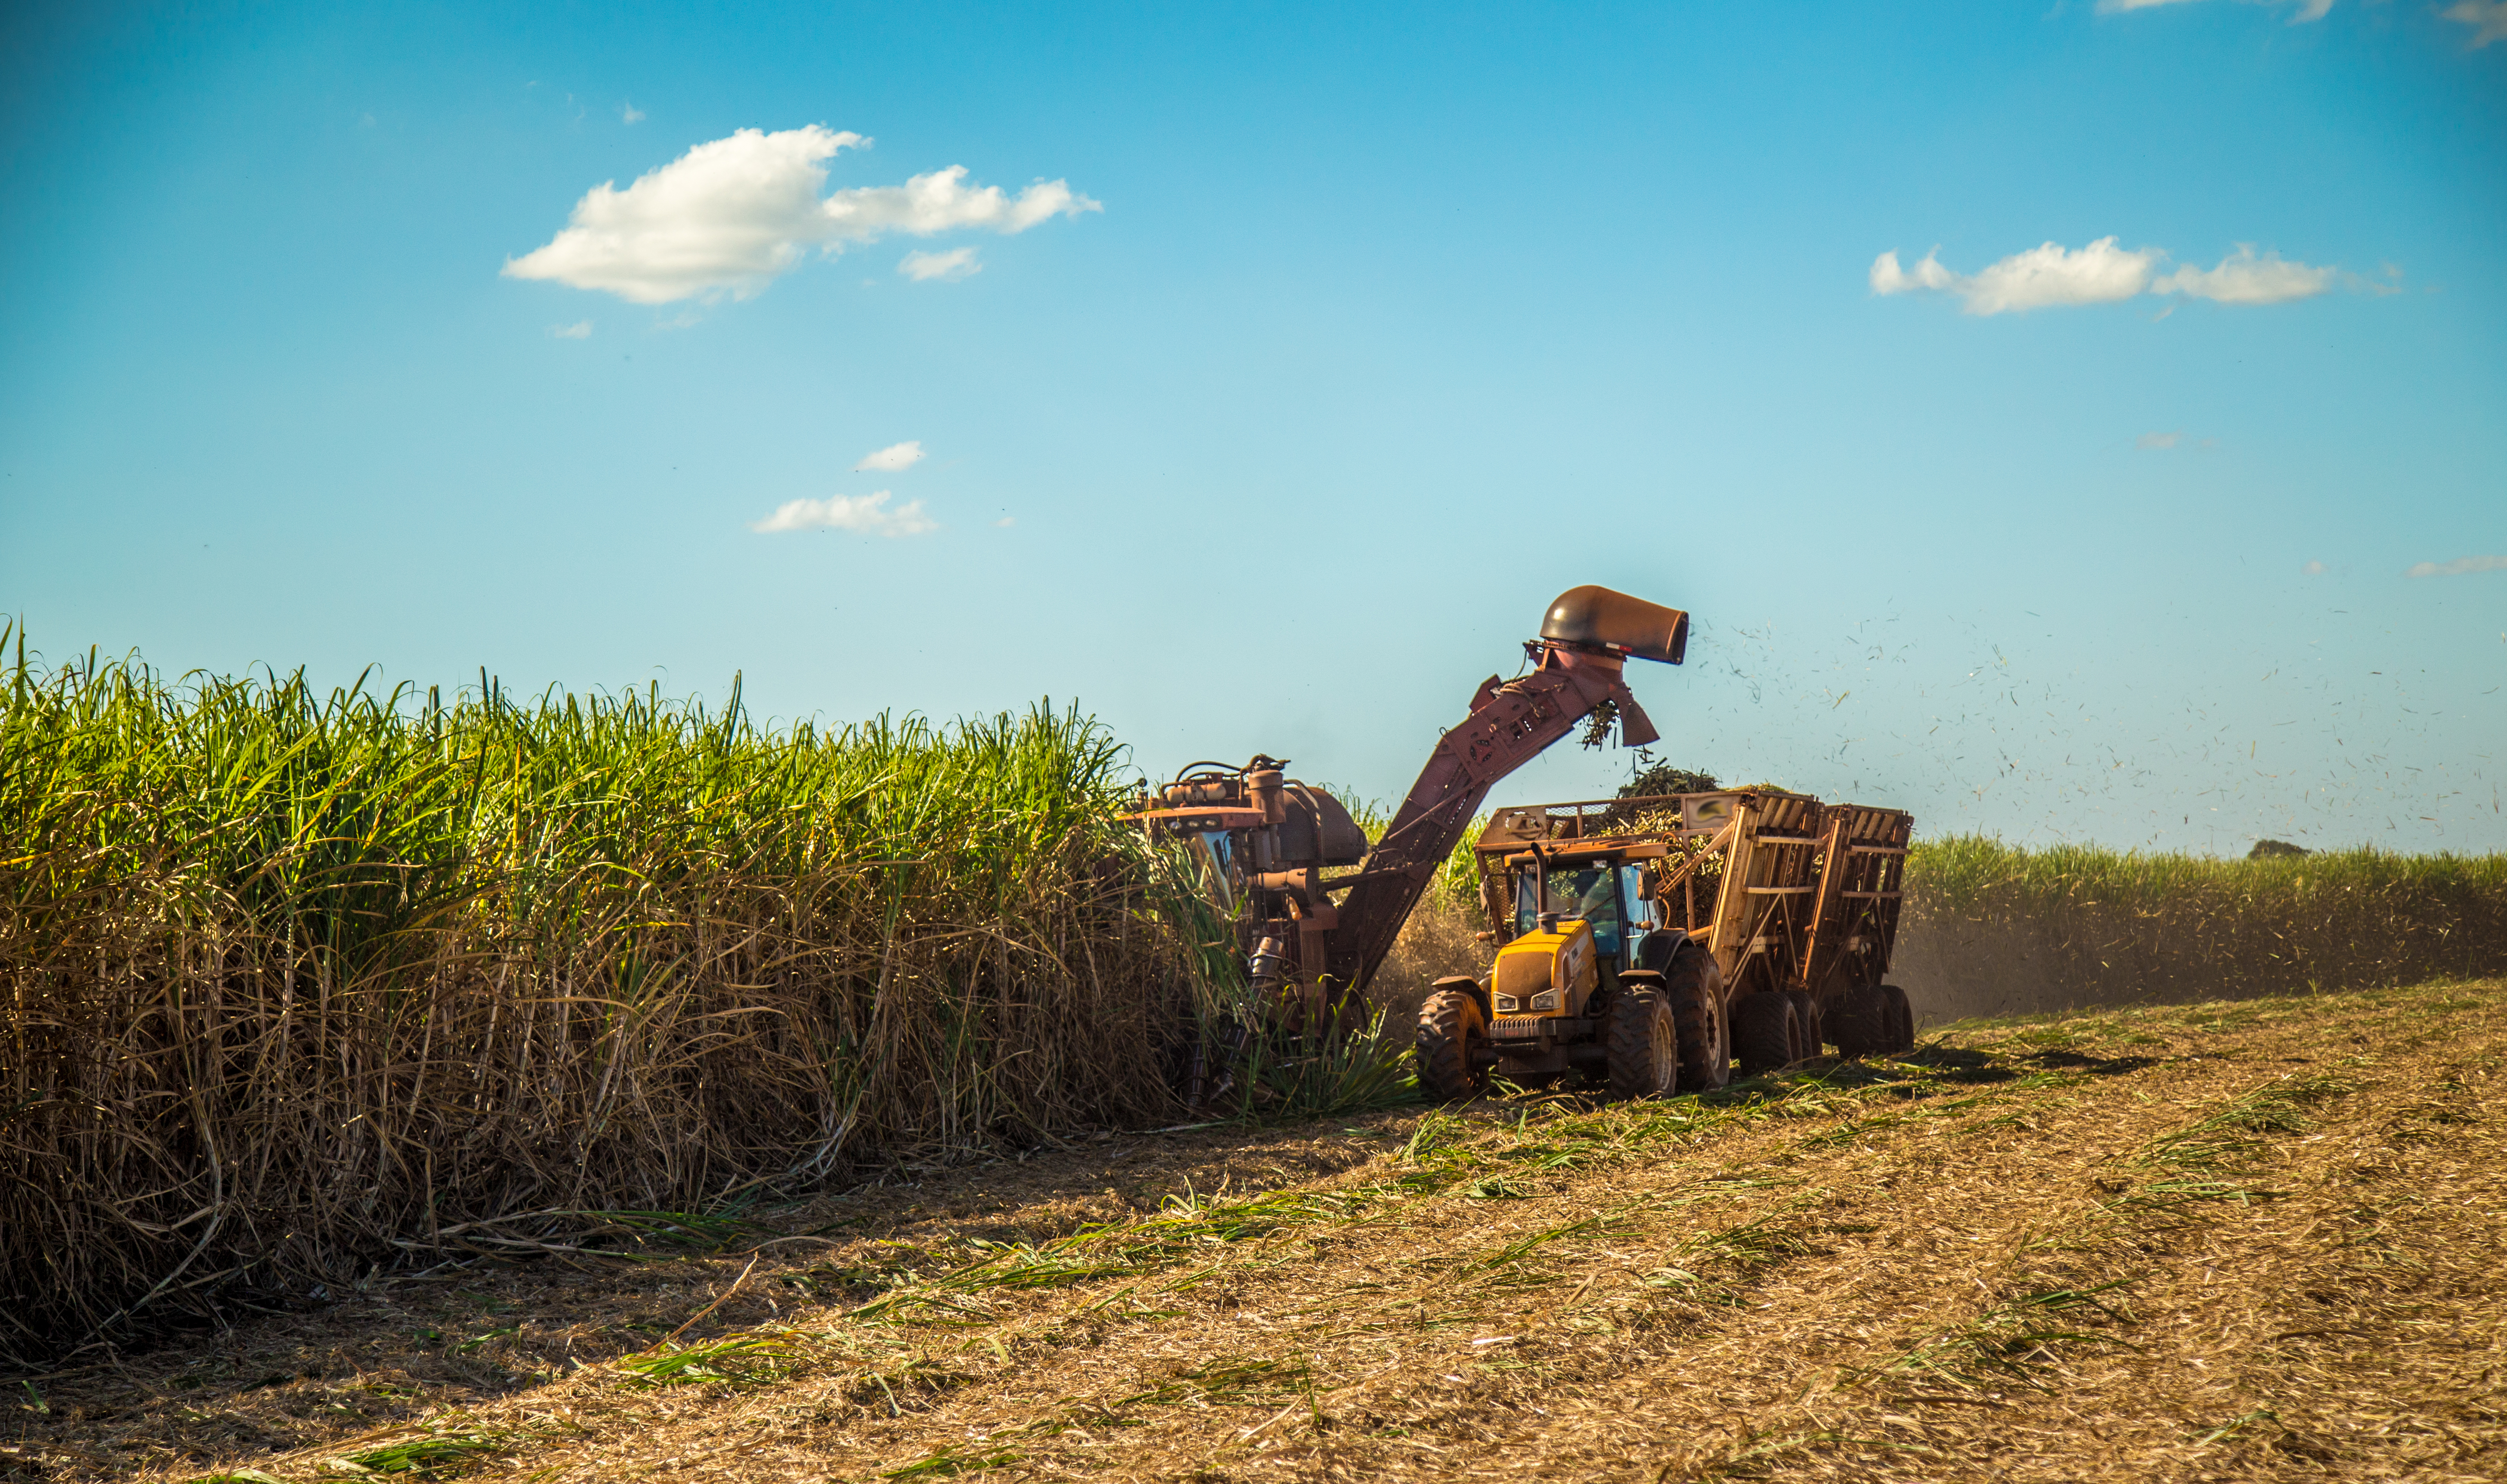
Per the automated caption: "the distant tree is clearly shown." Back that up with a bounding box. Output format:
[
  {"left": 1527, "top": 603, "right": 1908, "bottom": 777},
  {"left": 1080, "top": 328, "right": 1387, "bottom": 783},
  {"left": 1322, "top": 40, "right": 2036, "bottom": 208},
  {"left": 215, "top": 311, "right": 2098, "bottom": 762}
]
[
  {"left": 2249, "top": 839, "right": 2310, "bottom": 860},
  {"left": 1620, "top": 750, "right": 1719, "bottom": 799}
]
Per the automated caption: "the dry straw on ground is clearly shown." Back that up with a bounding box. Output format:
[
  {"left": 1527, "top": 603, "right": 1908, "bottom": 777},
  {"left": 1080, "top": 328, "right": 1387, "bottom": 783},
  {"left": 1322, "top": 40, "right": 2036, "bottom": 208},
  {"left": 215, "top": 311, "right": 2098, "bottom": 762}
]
[{"left": 0, "top": 649, "right": 1217, "bottom": 1364}]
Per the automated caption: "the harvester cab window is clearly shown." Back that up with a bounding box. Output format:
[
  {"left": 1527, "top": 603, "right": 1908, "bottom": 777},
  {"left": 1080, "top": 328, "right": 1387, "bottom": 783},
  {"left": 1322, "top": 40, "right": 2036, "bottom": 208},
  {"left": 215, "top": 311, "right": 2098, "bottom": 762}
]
[{"left": 1195, "top": 831, "right": 1236, "bottom": 911}]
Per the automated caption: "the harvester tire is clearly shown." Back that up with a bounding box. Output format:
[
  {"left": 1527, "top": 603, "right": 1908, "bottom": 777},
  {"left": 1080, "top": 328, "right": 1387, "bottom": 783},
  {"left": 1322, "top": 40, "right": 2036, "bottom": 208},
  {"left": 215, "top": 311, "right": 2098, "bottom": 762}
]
[
  {"left": 1784, "top": 990, "right": 1825, "bottom": 1058},
  {"left": 1417, "top": 987, "right": 1489, "bottom": 1103},
  {"left": 1661, "top": 945, "right": 1729, "bottom": 1091},
  {"left": 1604, "top": 982, "right": 1680, "bottom": 1100},
  {"left": 1732, "top": 991, "right": 1803, "bottom": 1076},
  {"left": 1880, "top": 984, "right": 1916, "bottom": 1054}
]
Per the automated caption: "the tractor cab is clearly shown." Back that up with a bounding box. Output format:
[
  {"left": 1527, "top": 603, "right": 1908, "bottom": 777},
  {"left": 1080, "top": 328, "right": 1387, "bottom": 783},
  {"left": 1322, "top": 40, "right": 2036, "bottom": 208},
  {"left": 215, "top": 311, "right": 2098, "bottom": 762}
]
[
  {"left": 1484, "top": 842, "right": 1676, "bottom": 1020},
  {"left": 1506, "top": 858, "right": 1668, "bottom": 966}
]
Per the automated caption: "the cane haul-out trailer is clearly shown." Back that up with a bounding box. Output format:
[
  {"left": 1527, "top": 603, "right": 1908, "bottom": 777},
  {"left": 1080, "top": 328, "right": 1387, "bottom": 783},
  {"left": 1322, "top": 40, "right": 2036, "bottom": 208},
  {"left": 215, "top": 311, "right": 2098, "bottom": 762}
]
[{"left": 1412, "top": 788, "right": 1916, "bottom": 1101}]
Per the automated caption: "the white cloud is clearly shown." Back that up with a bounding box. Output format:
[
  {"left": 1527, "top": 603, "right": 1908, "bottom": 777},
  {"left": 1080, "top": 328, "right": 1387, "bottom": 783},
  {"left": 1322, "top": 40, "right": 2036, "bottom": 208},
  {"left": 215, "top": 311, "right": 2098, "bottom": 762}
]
[
  {"left": 750, "top": 490, "right": 936, "bottom": 537},
  {"left": 2443, "top": 0, "right": 2507, "bottom": 46},
  {"left": 2154, "top": 245, "right": 2335, "bottom": 305},
  {"left": 1875, "top": 238, "right": 2354, "bottom": 315},
  {"left": 853, "top": 440, "right": 925, "bottom": 472},
  {"left": 621, "top": 102, "right": 646, "bottom": 124},
  {"left": 503, "top": 126, "right": 1100, "bottom": 304},
  {"left": 550, "top": 320, "right": 592, "bottom": 339},
  {"left": 1870, "top": 237, "right": 2160, "bottom": 315},
  {"left": 1868, "top": 249, "right": 1955, "bottom": 296},
  {"left": 1962, "top": 238, "right": 2161, "bottom": 314},
  {"left": 992, "top": 515, "right": 1016, "bottom": 528},
  {"left": 2136, "top": 431, "right": 2183, "bottom": 450},
  {"left": 2403, "top": 554, "right": 2507, "bottom": 579},
  {"left": 2098, "top": 0, "right": 2333, "bottom": 20},
  {"left": 900, "top": 246, "right": 982, "bottom": 282},
  {"left": 2302, "top": 560, "right": 2328, "bottom": 575}
]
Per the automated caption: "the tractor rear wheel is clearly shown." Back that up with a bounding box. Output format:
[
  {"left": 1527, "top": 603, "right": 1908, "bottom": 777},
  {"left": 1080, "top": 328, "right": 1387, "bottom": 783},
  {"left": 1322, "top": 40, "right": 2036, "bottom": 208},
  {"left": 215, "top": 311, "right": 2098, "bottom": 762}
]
[
  {"left": 1417, "top": 987, "right": 1489, "bottom": 1102},
  {"left": 1879, "top": 983, "right": 1916, "bottom": 1054},
  {"left": 1784, "top": 990, "right": 1824, "bottom": 1058},
  {"left": 1661, "top": 945, "right": 1729, "bottom": 1091},
  {"left": 1604, "top": 981, "right": 1680, "bottom": 1100},
  {"left": 1732, "top": 991, "right": 1803, "bottom": 1076}
]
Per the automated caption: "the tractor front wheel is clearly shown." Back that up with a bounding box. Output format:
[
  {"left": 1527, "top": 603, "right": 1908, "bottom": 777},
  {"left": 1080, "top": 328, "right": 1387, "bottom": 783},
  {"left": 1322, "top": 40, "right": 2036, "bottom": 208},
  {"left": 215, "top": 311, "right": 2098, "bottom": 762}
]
[
  {"left": 1605, "top": 980, "right": 1680, "bottom": 1100},
  {"left": 1417, "top": 986, "right": 1489, "bottom": 1102}
]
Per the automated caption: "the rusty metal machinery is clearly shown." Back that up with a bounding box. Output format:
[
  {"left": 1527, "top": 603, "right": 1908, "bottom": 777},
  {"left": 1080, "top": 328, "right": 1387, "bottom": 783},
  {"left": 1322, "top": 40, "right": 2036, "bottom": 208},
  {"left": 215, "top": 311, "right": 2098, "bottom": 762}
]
[{"left": 1132, "top": 586, "right": 1691, "bottom": 1036}]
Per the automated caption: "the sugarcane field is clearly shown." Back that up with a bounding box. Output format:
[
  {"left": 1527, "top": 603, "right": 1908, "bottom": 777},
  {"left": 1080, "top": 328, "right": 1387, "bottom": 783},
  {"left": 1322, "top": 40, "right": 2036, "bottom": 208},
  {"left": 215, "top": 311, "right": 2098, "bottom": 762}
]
[{"left": 5, "top": 6, "right": 2504, "bottom": 1482}]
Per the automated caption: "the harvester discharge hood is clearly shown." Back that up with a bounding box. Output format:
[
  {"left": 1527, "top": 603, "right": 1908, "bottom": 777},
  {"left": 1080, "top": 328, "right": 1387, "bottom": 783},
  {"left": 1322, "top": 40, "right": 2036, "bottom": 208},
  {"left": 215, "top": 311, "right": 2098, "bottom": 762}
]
[{"left": 1538, "top": 585, "right": 1690, "bottom": 667}]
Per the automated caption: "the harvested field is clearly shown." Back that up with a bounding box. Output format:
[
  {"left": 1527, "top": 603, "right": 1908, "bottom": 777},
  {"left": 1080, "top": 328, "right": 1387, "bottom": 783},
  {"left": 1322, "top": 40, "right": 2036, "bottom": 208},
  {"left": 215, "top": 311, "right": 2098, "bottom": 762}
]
[{"left": 11, "top": 975, "right": 2501, "bottom": 1483}]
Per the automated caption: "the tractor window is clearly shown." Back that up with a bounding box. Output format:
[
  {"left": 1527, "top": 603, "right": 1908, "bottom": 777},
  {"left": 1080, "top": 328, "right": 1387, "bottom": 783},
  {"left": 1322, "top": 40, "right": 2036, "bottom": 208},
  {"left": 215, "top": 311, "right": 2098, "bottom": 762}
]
[
  {"left": 1515, "top": 866, "right": 1625, "bottom": 955},
  {"left": 1622, "top": 864, "right": 1652, "bottom": 926}
]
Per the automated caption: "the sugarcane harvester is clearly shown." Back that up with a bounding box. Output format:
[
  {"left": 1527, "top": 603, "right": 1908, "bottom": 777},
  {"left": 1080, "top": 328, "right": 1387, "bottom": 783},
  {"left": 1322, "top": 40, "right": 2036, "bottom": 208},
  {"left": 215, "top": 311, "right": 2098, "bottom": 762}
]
[{"left": 1133, "top": 586, "right": 1695, "bottom": 1092}]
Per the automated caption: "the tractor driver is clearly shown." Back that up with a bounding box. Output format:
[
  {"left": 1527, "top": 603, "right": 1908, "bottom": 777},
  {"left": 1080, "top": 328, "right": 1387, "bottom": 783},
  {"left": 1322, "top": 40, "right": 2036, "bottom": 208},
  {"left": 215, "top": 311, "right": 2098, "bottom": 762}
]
[{"left": 1541, "top": 868, "right": 1620, "bottom": 928}]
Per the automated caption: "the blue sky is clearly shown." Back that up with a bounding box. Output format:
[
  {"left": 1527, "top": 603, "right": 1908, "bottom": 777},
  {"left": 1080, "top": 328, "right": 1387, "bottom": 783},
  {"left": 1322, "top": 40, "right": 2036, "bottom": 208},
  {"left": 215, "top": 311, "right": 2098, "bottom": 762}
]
[{"left": 4, "top": 0, "right": 2502, "bottom": 853}]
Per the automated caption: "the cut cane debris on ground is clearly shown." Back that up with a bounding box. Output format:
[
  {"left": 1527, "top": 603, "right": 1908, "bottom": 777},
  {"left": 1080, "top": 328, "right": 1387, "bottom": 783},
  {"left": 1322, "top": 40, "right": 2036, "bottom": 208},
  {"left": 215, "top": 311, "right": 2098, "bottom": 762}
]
[{"left": 7, "top": 976, "right": 2502, "bottom": 1483}]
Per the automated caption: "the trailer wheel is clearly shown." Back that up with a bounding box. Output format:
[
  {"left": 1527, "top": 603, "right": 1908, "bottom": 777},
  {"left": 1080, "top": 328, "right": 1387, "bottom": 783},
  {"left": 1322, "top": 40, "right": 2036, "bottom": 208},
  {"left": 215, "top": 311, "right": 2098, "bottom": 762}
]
[
  {"left": 1828, "top": 984, "right": 1891, "bottom": 1060},
  {"left": 1732, "top": 991, "right": 1803, "bottom": 1076},
  {"left": 1661, "top": 945, "right": 1730, "bottom": 1091},
  {"left": 1880, "top": 984, "right": 1916, "bottom": 1054},
  {"left": 1417, "top": 987, "right": 1489, "bottom": 1102},
  {"left": 1784, "top": 990, "right": 1824, "bottom": 1058},
  {"left": 1605, "top": 982, "right": 1680, "bottom": 1100}
]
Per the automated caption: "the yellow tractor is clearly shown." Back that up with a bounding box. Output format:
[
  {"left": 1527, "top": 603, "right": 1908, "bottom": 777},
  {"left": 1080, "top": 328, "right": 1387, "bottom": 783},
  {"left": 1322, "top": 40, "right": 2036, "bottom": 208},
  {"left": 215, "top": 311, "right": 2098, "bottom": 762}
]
[{"left": 1416, "top": 827, "right": 1724, "bottom": 1101}]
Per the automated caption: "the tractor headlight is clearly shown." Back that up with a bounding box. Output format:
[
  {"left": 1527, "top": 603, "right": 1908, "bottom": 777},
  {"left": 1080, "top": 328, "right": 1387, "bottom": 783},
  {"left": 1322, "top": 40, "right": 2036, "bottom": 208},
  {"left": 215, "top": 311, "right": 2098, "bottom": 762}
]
[
  {"left": 1529, "top": 990, "right": 1562, "bottom": 1012},
  {"left": 1493, "top": 994, "right": 1518, "bottom": 1013}
]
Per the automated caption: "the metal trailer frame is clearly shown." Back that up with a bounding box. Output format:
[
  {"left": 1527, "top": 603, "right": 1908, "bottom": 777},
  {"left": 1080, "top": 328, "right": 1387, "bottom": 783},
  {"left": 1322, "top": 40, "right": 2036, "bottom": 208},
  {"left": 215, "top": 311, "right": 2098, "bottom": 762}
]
[{"left": 1799, "top": 802, "right": 1914, "bottom": 1009}]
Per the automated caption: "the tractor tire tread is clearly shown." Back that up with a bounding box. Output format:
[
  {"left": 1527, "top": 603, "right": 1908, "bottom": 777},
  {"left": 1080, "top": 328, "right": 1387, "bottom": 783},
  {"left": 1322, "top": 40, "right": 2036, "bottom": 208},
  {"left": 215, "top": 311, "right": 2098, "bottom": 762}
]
[
  {"left": 1605, "top": 983, "right": 1679, "bottom": 1100},
  {"left": 1417, "top": 988, "right": 1486, "bottom": 1102},
  {"left": 1660, "top": 946, "right": 1730, "bottom": 1090}
]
